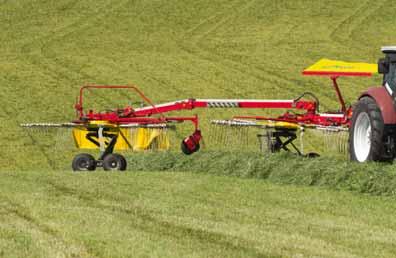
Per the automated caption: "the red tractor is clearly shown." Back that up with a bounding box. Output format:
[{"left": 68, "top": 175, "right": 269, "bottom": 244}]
[{"left": 350, "top": 47, "right": 396, "bottom": 162}]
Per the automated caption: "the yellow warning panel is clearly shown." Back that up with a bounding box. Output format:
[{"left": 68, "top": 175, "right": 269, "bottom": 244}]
[
  {"left": 72, "top": 127, "right": 130, "bottom": 150},
  {"left": 303, "top": 59, "right": 377, "bottom": 77},
  {"left": 72, "top": 127, "right": 97, "bottom": 149}
]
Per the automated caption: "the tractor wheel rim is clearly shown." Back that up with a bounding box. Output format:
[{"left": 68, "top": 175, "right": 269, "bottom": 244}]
[{"left": 354, "top": 112, "right": 371, "bottom": 162}]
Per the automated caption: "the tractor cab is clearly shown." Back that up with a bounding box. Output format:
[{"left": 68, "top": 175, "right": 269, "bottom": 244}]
[{"left": 379, "top": 46, "right": 396, "bottom": 97}]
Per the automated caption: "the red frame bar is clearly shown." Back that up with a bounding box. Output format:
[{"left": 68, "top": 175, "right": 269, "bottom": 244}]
[
  {"left": 75, "top": 84, "right": 165, "bottom": 119},
  {"left": 302, "top": 72, "right": 352, "bottom": 113},
  {"left": 330, "top": 76, "right": 347, "bottom": 113},
  {"left": 132, "top": 99, "right": 317, "bottom": 116},
  {"left": 73, "top": 83, "right": 350, "bottom": 129}
]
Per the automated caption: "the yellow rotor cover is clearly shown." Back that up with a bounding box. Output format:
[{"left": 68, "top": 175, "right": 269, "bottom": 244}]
[{"left": 72, "top": 121, "right": 170, "bottom": 151}]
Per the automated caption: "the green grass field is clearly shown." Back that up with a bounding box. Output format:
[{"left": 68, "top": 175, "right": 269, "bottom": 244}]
[
  {"left": 2, "top": 0, "right": 396, "bottom": 170},
  {"left": 2, "top": 0, "right": 396, "bottom": 257},
  {"left": 2, "top": 170, "right": 396, "bottom": 258}
]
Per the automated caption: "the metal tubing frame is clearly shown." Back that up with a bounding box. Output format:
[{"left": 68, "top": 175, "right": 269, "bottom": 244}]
[
  {"left": 76, "top": 84, "right": 165, "bottom": 119},
  {"left": 73, "top": 84, "right": 348, "bottom": 129},
  {"left": 330, "top": 76, "right": 347, "bottom": 113}
]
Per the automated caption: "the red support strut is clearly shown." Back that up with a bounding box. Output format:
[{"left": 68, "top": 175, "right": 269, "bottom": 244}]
[{"left": 330, "top": 76, "right": 347, "bottom": 113}]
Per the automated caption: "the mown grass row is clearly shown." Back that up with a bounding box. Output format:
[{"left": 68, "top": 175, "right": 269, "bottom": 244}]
[
  {"left": 126, "top": 151, "right": 396, "bottom": 196},
  {"left": 3, "top": 169, "right": 396, "bottom": 258}
]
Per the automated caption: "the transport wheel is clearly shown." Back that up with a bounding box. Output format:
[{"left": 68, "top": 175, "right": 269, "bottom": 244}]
[
  {"left": 181, "top": 141, "right": 200, "bottom": 155},
  {"left": 72, "top": 153, "right": 96, "bottom": 171},
  {"left": 103, "top": 153, "right": 127, "bottom": 171},
  {"left": 113, "top": 154, "right": 127, "bottom": 171},
  {"left": 349, "top": 97, "right": 387, "bottom": 162},
  {"left": 305, "top": 152, "right": 320, "bottom": 158}
]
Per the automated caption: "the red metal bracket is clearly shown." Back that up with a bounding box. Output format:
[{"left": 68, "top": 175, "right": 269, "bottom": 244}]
[{"left": 330, "top": 76, "right": 347, "bottom": 113}]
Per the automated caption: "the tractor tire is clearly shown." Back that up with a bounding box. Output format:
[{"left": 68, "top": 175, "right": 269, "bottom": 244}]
[
  {"left": 103, "top": 153, "right": 127, "bottom": 171},
  {"left": 72, "top": 153, "right": 96, "bottom": 171},
  {"left": 349, "top": 97, "right": 388, "bottom": 162}
]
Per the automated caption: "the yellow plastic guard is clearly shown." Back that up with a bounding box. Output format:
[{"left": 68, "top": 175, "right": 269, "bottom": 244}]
[
  {"left": 258, "top": 121, "right": 299, "bottom": 130},
  {"left": 274, "top": 121, "right": 299, "bottom": 130},
  {"left": 303, "top": 59, "right": 377, "bottom": 77},
  {"left": 72, "top": 126, "right": 169, "bottom": 151},
  {"left": 131, "top": 128, "right": 170, "bottom": 151}
]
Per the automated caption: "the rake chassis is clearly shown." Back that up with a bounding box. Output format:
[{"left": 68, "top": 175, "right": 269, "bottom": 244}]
[{"left": 71, "top": 76, "right": 350, "bottom": 171}]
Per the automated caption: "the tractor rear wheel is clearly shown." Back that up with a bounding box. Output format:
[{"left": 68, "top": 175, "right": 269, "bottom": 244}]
[
  {"left": 349, "top": 97, "right": 387, "bottom": 162},
  {"left": 72, "top": 153, "right": 96, "bottom": 171}
]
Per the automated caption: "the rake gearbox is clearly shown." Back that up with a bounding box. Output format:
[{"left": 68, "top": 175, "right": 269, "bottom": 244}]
[{"left": 181, "top": 130, "right": 202, "bottom": 155}]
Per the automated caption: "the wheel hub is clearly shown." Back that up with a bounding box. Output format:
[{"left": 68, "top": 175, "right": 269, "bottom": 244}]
[
  {"left": 79, "top": 160, "right": 88, "bottom": 169},
  {"left": 353, "top": 112, "right": 372, "bottom": 162}
]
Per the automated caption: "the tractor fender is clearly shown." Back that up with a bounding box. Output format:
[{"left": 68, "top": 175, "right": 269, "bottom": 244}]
[{"left": 359, "top": 86, "right": 396, "bottom": 124}]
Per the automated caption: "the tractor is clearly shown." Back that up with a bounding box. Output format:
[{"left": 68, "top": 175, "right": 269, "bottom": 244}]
[{"left": 350, "top": 47, "right": 396, "bottom": 162}]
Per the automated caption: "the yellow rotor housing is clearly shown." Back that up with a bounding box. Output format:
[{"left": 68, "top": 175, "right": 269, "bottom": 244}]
[{"left": 72, "top": 121, "right": 170, "bottom": 151}]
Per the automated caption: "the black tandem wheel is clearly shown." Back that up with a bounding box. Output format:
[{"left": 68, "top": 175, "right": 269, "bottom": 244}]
[{"left": 72, "top": 128, "right": 127, "bottom": 171}]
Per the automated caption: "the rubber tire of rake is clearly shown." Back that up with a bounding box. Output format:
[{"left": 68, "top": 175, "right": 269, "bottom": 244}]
[
  {"left": 72, "top": 153, "right": 96, "bottom": 171},
  {"left": 349, "top": 97, "right": 390, "bottom": 162},
  {"left": 103, "top": 153, "right": 127, "bottom": 171}
]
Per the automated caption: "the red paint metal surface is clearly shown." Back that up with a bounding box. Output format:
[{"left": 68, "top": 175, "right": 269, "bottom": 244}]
[
  {"left": 74, "top": 84, "right": 350, "bottom": 129},
  {"left": 330, "top": 76, "right": 347, "bottom": 113},
  {"left": 303, "top": 71, "right": 373, "bottom": 77}
]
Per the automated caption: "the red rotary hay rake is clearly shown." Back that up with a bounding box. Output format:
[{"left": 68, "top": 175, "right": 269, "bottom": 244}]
[
  {"left": 23, "top": 51, "right": 393, "bottom": 171},
  {"left": 21, "top": 79, "right": 350, "bottom": 171}
]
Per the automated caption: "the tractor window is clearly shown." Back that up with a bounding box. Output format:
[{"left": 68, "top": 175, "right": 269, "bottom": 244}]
[{"left": 385, "top": 63, "right": 396, "bottom": 92}]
